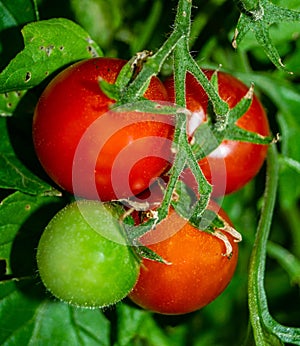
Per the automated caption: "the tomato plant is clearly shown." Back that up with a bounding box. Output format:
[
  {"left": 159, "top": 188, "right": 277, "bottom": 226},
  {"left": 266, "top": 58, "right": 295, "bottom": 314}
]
[
  {"left": 128, "top": 201, "right": 239, "bottom": 315},
  {"left": 36, "top": 200, "right": 140, "bottom": 308},
  {"left": 33, "top": 57, "right": 174, "bottom": 201},
  {"left": 164, "top": 70, "right": 270, "bottom": 196},
  {"left": 1, "top": 0, "right": 300, "bottom": 345}
]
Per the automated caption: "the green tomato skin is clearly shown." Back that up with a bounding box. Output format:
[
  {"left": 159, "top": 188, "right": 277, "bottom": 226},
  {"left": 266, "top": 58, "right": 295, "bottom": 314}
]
[{"left": 37, "top": 200, "right": 140, "bottom": 308}]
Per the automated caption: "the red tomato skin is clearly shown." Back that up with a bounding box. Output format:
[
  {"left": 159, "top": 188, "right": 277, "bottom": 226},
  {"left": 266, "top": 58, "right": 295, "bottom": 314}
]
[
  {"left": 128, "top": 201, "right": 238, "bottom": 315},
  {"left": 164, "top": 70, "right": 270, "bottom": 196},
  {"left": 33, "top": 58, "right": 174, "bottom": 201}
]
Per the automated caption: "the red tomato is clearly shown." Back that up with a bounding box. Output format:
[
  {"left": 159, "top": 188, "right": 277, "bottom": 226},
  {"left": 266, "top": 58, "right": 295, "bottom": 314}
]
[
  {"left": 128, "top": 200, "right": 239, "bottom": 315},
  {"left": 164, "top": 71, "right": 270, "bottom": 196},
  {"left": 33, "top": 57, "right": 174, "bottom": 201}
]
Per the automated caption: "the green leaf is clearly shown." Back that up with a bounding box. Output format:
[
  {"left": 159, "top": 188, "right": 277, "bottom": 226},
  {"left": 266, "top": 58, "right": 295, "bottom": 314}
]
[
  {"left": 70, "top": 0, "right": 123, "bottom": 49},
  {"left": 0, "top": 90, "right": 27, "bottom": 117},
  {"left": 0, "top": 152, "right": 58, "bottom": 196},
  {"left": 0, "top": 0, "right": 38, "bottom": 70},
  {"left": 115, "top": 303, "right": 171, "bottom": 346},
  {"left": 236, "top": 73, "right": 300, "bottom": 208},
  {"left": 0, "top": 18, "right": 103, "bottom": 93},
  {"left": 277, "top": 112, "right": 300, "bottom": 209},
  {"left": 114, "top": 303, "right": 148, "bottom": 346},
  {"left": 0, "top": 191, "right": 63, "bottom": 277},
  {"left": 0, "top": 0, "right": 38, "bottom": 30},
  {"left": 0, "top": 118, "right": 60, "bottom": 195},
  {"left": 280, "top": 156, "right": 300, "bottom": 175},
  {"left": 130, "top": 0, "right": 163, "bottom": 54},
  {"left": 267, "top": 241, "right": 300, "bottom": 286},
  {"left": 0, "top": 280, "right": 110, "bottom": 346}
]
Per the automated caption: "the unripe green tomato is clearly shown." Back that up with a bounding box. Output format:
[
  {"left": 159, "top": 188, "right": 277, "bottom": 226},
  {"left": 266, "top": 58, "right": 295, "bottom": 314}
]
[{"left": 37, "top": 200, "right": 140, "bottom": 308}]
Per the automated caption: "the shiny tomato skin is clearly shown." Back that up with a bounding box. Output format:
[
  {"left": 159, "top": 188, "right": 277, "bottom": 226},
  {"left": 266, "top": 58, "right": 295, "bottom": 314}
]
[
  {"left": 37, "top": 200, "right": 140, "bottom": 308},
  {"left": 164, "top": 70, "right": 270, "bottom": 196},
  {"left": 128, "top": 201, "right": 238, "bottom": 315},
  {"left": 33, "top": 57, "right": 174, "bottom": 201}
]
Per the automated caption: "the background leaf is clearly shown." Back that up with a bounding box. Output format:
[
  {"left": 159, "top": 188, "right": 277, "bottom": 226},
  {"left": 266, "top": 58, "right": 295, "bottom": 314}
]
[
  {"left": 114, "top": 303, "right": 177, "bottom": 346},
  {"left": 245, "top": 74, "right": 300, "bottom": 209},
  {"left": 70, "top": 0, "right": 123, "bottom": 50},
  {"left": 0, "top": 280, "right": 110, "bottom": 346},
  {"left": 0, "top": 118, "right": 59, "bottom": 195},
  {"left": 0, "top": 0, "right": 38, "bottom": 71},
  {"left": 0, "top": 191, "right": 63, "bottom": 276}
]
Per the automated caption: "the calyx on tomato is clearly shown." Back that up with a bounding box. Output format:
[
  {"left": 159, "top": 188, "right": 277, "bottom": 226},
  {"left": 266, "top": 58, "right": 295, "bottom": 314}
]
[
  {"left": 128, "top": 199, "right": 239, "bottom": 315},
  {"left": 126, "top": 177, "right": 241, "bottom": 259}
]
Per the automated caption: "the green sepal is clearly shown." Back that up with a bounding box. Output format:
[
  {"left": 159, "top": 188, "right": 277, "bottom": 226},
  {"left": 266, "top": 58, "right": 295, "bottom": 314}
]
[
  {"left": 98, "top": 79, "right": 121, "bottom": 102},
  {"left": 134, "top": 242, "right": 170, "bottom": 264},
  {"left": 233, "top": 0, "right": 300, "bottom": 72}
]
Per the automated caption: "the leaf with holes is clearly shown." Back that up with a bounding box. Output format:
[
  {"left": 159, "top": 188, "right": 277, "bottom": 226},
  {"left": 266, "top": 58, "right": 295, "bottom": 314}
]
[{"left": 0, "top": 18, "right": 103, "bottom": 93}]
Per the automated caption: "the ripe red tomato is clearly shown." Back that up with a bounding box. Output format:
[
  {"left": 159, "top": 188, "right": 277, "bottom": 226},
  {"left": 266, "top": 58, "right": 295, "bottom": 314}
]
[
  {"left": 128, "top": 200, "right": 239, "bottom": 315},
  {"left": 164, "top": 70, "right": 270, "bottom": 196},
  {"left": 33, "top": 57, "right": 174, "bottom": 201}
]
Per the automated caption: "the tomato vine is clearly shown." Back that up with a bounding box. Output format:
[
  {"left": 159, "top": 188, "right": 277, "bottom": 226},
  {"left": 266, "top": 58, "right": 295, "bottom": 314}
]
[
  {"left": 0, "top": 0, "right": 300, "bottom": 344},
  {"left": 117, "top": 0, "right": 272, "bottom": 252}
]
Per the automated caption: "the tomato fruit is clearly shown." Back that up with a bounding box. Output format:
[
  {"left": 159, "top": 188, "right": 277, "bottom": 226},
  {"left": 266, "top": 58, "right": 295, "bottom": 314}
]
[
  {"left": 128, "top": 200, "right": 238, "bottom": 315},
  {"left": 164, "top": 70, "right": 270, "bottom": 196},
  {"left": 33, "top": 57, "right": 174, "bottom": 201},
  {"left": 36, "top": 200, "right": 140, "bottom": 308}
]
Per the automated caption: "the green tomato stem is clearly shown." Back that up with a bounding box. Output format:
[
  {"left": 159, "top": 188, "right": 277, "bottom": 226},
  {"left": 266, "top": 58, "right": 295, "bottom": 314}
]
[
  {"left": 248, "top": 144, "right": 279, "bottom": 344},
  {"left": 124, "top": 0, "right": 272, "bottom": 242},
  {"left": 247, "top": 144, "right": 300, "bottom": 344}
]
